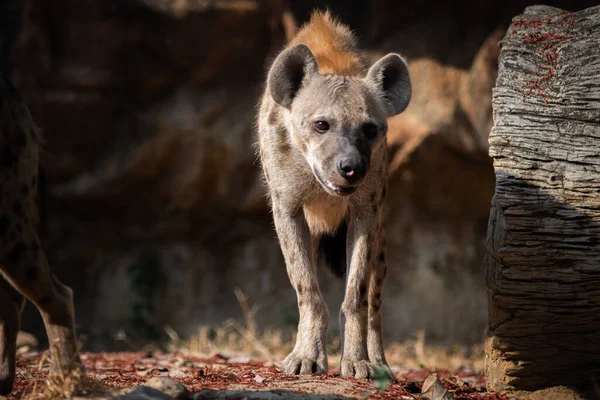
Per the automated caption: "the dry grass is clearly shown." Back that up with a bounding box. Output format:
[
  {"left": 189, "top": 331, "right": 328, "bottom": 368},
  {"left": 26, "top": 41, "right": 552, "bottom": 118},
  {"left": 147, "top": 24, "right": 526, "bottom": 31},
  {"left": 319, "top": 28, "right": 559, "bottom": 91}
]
[
  {"left": 167, "top": 288, "right": 485, "bottom": 373},
  {"left": 166, "top": 288, "right": 293, "bottom": 361},
  {"left": 384, "top": 332, "right": 485, "bottom": 371},
  {"left": 20, "top": 288, "right": 483, "bottom": 399},
  {"left": 22, "top": 345, "right": 106, "bottom": 400}
]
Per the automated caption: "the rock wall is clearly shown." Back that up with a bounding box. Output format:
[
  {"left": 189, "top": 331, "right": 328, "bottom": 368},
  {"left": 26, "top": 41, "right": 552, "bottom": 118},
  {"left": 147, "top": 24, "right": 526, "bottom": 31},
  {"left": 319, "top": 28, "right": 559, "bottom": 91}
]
[{"left": 8, "top": 0, "right": 598, "bottom": 350}]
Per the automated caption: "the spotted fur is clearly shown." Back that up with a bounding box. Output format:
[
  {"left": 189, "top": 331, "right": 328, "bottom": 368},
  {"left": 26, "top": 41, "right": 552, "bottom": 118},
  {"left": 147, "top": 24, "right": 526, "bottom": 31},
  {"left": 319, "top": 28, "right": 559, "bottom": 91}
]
[
  {"left": 257, "top": 11, "right": 411, "bottom": 379},
  {"left": 0, "top": 76, "right": 81, "bottom": 394}
]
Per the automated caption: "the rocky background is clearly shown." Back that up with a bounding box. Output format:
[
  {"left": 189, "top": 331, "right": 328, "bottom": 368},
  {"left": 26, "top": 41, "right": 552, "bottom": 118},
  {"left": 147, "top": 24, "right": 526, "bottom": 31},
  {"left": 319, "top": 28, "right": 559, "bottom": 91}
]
[{"left": 6, "top": 0, "right": 596, "bottom": 351}]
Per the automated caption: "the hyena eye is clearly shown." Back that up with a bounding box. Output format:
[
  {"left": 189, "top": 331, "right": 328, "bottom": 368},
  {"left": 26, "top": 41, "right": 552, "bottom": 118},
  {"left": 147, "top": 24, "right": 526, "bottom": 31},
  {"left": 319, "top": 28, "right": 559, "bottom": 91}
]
[
  {"left": 363, "top": 123, "right": 378, "bottom": 139},
  {"left": 314, "top": 121, "right": 330, "bottom": 133}
]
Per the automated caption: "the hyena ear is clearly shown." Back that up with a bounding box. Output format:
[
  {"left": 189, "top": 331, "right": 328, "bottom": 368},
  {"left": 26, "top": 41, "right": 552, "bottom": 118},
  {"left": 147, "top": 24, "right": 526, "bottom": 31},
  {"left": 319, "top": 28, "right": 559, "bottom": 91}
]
[
  {"left": 268, "top": 44, "right": 319, "bottom": 109},
  {"left": 366, "top": 53, "right": 411, "bottom": 116}
]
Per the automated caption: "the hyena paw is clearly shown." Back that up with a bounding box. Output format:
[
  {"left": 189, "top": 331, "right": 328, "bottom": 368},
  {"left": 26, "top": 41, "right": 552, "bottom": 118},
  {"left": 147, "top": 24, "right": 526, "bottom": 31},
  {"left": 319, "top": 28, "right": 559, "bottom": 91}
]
[
  {"left": 0, "top": 374, "right": 15, "bottom": 396},
  {"left": 340, "top": 358, "right": 378, "bottom": 379},
  {"left": 282, "top": 351, "right": 327, "bottom": 375}
]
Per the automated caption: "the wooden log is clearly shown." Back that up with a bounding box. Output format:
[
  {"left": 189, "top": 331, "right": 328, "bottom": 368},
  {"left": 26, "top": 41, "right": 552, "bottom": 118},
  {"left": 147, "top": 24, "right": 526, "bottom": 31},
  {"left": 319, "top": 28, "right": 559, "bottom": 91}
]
[{"left": 486, "top": 4, "right": 600, "bottom": 392}]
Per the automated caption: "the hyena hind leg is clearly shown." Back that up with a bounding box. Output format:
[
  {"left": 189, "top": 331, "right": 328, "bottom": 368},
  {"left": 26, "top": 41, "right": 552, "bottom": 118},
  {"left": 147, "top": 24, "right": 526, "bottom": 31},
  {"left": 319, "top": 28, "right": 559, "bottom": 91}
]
[
  {"left": 0, "top": 280, "right": 24, "bottom": 395},
  {"left": 0, "top": 228, "right": 80, "bottom": 379}
]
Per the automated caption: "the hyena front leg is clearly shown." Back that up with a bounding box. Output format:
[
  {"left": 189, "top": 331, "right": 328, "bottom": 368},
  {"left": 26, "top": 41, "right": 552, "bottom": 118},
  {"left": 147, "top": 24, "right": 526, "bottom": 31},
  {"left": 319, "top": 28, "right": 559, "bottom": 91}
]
[
  {"left": 367, "top": 226, "right": 393, "bottom": 379},
  {"left": 367, "top": 148, "right": 392, "bottom": 378},
  {"left": 340, "top": 217, "right": 377, "bottom": 379},
  {"left": 272, "top": 204, "right": 329, "bottom": 375}
]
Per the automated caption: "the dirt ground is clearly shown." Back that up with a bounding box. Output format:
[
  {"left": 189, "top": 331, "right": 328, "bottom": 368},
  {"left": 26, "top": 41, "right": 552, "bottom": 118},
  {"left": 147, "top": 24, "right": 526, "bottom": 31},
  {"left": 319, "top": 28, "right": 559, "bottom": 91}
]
[{"left": 5, "top": 350, "right": 509, "bottom": 400}]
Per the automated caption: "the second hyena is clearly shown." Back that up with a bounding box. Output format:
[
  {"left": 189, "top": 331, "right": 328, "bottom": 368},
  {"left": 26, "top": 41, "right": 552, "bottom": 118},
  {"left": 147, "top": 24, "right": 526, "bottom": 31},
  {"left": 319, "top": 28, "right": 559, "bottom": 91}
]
[
  {"left": 257, "top": 11, "right": 411, "bottom": 379},
  {"left": 0, "top": 75, "right": 81, "bottom": 394}
]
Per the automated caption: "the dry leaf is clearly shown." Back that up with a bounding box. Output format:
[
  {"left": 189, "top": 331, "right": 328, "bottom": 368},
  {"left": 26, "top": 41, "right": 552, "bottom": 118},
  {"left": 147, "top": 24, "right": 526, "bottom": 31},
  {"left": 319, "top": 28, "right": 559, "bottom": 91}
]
[{"left": 421, "top": 373, "right": 454, "bottom": 400}]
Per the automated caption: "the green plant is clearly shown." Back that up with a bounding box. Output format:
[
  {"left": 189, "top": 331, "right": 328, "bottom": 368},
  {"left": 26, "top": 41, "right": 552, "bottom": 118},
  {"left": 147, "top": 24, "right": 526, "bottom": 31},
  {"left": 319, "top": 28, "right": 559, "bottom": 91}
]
[{"left": 373, "top": 367, "right": 393, "bottom": 393}]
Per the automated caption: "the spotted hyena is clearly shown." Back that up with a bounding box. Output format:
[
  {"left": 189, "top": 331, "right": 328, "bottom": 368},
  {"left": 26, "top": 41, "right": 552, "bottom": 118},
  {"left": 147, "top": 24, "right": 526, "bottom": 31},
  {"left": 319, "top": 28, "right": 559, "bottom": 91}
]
[
  {"left": 0, "top": 76, "right": 81, "bottom": 394},
  {"left": 257, "top": 11, "right": 411, "bottom": 379}
]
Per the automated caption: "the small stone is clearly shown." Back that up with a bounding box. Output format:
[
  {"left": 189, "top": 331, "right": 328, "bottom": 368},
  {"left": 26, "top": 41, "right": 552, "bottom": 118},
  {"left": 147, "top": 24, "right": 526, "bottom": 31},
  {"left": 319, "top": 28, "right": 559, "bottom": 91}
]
[
  {"left": 16, "top": 331, "right": 39, "bottom": 349},
  {"left": 111, "top": 377, "right": 190, "bottom": 400},
  {"left": 143, "top": 377, "right": 189, "bottom": 399},
  {"left": 110, "top": 386, "right": 172, "bottom": 400},
  {"left": 227, "top": 354, "right": 252, "bottom": 364},
  {"left": 19, "top": 371, "right": 33, "bottom": 379},
  {"left": 168, "top": 370, "right": 186, "bottom": 379}
]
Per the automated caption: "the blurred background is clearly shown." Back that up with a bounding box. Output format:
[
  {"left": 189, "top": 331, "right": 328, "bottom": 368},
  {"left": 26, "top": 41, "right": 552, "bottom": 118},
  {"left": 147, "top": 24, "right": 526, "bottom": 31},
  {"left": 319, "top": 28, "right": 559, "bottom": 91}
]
[{"left": 3, "top": 0, "right": 597, "bottom": 362}]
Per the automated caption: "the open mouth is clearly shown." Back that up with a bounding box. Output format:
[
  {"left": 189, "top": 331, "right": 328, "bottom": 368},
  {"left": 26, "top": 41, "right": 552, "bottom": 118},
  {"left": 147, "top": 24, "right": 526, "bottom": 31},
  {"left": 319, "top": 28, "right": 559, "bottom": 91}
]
[{"left": 314, "top": 170, "right": 357, "bottom": 196}]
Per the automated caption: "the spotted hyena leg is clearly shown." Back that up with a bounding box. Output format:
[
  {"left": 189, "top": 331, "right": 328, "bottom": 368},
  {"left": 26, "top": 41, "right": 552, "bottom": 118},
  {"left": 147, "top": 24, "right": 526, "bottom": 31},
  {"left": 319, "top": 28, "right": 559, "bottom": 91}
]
[
  {"left": 0, "top": 229, "right": 80, "bottom": 376},
  {"left": 0, "top": 279, "right": 24, "bottom": 394},
  {"left": 340, "top": 217, "right": 377, "bottom": 379},
  {"left": 367, "top": 228, "right": 393, "bottom": 378},
  {"left": 273, "top": 205, "right": 329, "bottom": 375}
]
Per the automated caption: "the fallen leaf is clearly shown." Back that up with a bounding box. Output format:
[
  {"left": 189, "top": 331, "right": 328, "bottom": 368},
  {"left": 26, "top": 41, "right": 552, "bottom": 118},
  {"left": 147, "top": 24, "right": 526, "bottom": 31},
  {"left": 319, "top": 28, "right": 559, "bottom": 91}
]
[{"left": 421, "top": 373, "right": 455, "bottom": 400}]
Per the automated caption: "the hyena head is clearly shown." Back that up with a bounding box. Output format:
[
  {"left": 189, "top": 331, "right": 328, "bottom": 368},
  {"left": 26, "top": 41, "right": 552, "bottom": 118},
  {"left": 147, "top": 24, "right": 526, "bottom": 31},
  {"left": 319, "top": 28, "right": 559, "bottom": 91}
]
[{"left": 268, "top": 44, "right": 411, "bottom": 196}]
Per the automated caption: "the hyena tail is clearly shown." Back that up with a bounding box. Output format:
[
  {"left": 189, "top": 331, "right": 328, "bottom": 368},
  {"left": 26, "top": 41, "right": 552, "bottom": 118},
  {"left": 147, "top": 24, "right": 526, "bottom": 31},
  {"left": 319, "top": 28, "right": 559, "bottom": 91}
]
[{"left": 317, "top": 220, "right": 347, "bottom": 278}]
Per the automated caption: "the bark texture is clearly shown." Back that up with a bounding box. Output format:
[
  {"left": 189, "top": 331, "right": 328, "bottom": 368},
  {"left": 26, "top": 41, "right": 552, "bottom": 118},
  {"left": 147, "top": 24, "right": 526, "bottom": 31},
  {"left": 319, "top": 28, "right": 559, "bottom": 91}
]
[{"left": 486, "top": 4, "right": 600, "bottom": 392}]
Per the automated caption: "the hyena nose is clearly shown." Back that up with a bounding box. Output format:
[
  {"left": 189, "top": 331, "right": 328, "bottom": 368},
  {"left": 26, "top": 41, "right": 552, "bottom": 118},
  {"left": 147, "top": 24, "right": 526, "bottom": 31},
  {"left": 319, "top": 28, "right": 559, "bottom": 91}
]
[{"left": 337, "top": 154, "right": 367, "bottom": 183}]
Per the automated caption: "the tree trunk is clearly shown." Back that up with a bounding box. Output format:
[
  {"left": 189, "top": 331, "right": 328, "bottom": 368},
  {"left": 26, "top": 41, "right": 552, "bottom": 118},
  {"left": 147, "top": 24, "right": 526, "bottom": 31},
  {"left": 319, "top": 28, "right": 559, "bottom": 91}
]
[{"left": 486, "top": 4, "right": 600, "bottom": 392}]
